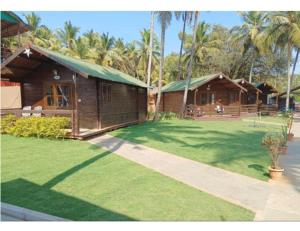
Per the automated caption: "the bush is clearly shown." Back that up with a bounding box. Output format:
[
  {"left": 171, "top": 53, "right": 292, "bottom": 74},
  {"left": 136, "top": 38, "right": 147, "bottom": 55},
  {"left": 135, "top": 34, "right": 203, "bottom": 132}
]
[
  {"left": 262, "top": 132, "right": 282, "bottom": 169},
  {"left": 159, "top": 112, "right": 178, "bottom": 120},
  {"left": 1, "top": 114, "right": 18, "bottom": 134},
  {"left": 8, "top": 117, "right": 70, "bottom": 139}
]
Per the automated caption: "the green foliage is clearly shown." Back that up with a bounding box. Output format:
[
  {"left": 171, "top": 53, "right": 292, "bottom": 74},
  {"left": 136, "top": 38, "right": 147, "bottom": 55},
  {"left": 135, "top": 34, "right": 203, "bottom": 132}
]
[
  {"left": 159, "top": 112, "right": 178, "bottom": 120},
  {"left": 280, "top": 125, "right": 288, "bottom": 147},
  {"left": 8, "top": 117, "right": 70, "bottom": 139},
  {"left": 262, "top": 132, "right": 281, "bottom": 169},
  {"left": 0, "top": 114, "right": 18, "bottom": 134}
]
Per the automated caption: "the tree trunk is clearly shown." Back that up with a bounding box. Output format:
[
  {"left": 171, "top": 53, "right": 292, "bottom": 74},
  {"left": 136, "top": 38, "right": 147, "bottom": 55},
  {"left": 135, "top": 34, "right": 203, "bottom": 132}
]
[
  {"left": 177, "top": 12, "right": 187, "bottom": 81},
  {"left": 153, "top": 23, "right": 166, "bottom": 121},
  {"left": 285, "top": 42, "right": 292, "bottom": 111},
  {"left": 291, "top": 47, "right": 299, "bottom": 86},
  {"left": 249, "top": 59, "right": 254, "bottom": 83},
  {"left": 147, "top": 12, "right": 155, "bottom": 116},
  {"left": 180, "top": 12, "right": 199, "bottom": 118}
]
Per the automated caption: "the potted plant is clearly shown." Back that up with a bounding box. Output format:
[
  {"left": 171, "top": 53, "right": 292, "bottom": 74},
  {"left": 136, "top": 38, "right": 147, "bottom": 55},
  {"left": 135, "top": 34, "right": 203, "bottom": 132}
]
[
  {"left": 287, "top": 113, "right": 294, "bottom": 141},
  {"left": 262, "top": 132, "right": 284, "bottom": 179},
  {"left": 278, "top": 125, "right": 288, "bottom": 154}
]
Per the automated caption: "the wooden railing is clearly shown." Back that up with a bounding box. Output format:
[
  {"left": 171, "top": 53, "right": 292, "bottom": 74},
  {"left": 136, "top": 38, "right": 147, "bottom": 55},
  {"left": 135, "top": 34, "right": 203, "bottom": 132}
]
[
  {"left": 185, "top": 104, "right": 240, "bottom": 118},
  {"left": 240, "top": 104, "right": 258, "bottom": 114},
  {"left": 185, "top": 103, "right": 279, "bottom": 119},
  {"left": 259, "top": 104, "right": 278, "bottom": 115},
  {"left": 0, "top": 109, "right": 79, "bottom": 136}
]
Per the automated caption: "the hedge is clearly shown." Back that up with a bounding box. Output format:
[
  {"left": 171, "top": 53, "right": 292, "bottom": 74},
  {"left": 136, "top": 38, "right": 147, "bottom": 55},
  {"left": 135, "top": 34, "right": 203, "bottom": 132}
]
[{"left": 1, "top": 115, "right": 70, "bottom": 139}]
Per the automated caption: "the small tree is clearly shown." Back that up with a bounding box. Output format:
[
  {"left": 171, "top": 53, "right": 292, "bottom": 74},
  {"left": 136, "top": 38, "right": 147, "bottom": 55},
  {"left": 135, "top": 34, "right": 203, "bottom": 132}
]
[{"left": 262, "top": 132, "right": 282, "bottom": 169}]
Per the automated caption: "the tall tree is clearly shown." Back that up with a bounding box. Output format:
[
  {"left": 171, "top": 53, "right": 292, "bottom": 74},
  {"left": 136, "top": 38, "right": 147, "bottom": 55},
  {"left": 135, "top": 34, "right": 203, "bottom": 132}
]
[
  {"left": 231, "top": 11, "right": 267, "bottom": 83},
  {"left": 175, "top": 11, "right": 193, "bottom": 80},
  {"left": 153, "top": 11, "right": 173, "bottom": 121},
  {"left": 146, "top": 12, "right": 155, "bottom": 103},
  {"left": 57, "top": 21, "right": 80, "bottom": 49},
  {"left": 263, "top": 12, "right": 300, "bottom": 111},
  {"left": 180, "top": 12, "right": 199, "bottom": 118}
]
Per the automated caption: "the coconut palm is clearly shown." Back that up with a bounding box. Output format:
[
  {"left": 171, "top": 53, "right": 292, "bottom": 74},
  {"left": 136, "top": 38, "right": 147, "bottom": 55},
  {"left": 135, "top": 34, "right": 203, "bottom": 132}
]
[
  {"left": 24, "top": 12, "right": 41, "bottom": 33},
  {"left": 180, "top": 12, "right": 199, "bottom": 117},
  {"left": 184, "top": 22, "right": 222, "bottom": 71},
  {"left": 56, "top": 21, "right": 80, "bottom": 49},
  {"left": 96, "top": 32, "right": 115, "bottom": 65},
  {"left": 262, "top": 11, "right": 300, "bottom": 110},
  {"left": 146, "top": 12, "right": 155, "bottom": 100},
  {"left": 83, "top": 29, "right": 100, "bottom": 48},
  {"left": 153, "top": 11, "right": 173, "bottom": 121},
  {"left": 136, "top": 28, "right": 159, "bottom": 82},
  {"left": 231, "top": 11, "right": 267, "bottom": 83},
  {"left": 175, "top": 11, "right": 193, "bottom": 80}
]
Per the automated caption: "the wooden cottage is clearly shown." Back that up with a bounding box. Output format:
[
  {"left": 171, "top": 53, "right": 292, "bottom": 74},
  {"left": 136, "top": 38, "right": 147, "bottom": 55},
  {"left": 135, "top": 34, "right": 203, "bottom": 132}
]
[
  {"left": 255, "top": 82, "right": 279, "bottom": 114},
  {"left": 275, "top": 85, "right": 300, "bottom": 111},
  {"left": 1, "top": 45, "right": 147, "bottom": 138},
  {"left": 160, "top": 73, "right": 247, "bottom": 117},
  {"left": 233, "top": 79, "right": 262, "bottom": 114}
]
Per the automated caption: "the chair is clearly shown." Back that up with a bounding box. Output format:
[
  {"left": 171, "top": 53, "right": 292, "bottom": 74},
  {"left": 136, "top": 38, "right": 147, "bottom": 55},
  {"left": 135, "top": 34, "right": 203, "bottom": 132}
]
[
  {"left": 32, "top": 106, "right": 42, "bottom": 117},
  {"left": 22, "top": 106, "right": 32, "bottom": 117}
]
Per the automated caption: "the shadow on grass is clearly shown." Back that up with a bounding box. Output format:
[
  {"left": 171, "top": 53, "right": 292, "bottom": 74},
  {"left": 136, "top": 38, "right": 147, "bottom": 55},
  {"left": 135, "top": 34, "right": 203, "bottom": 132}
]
[
  {"left": 1, "top": 178, "right": 135, "bottom": 221},
  {"left": 111, "top": 120, "right": 271, "bottom": 180}
]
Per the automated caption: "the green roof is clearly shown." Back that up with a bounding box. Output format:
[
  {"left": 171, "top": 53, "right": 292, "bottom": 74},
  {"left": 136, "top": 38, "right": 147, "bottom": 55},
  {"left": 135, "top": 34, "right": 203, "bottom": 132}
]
[
  {"left": 1, "top": 11, "right": 18, "bottom": 24},
  {"left": 162, "top": 73, "right": 220, "bottom": 93},
  {"left": 32, "top": 46, "right": 147, "bottom": 88}
]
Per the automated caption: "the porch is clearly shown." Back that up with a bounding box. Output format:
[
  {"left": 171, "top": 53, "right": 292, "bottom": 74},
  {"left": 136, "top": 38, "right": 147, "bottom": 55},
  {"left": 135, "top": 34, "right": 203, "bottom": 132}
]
[
  {"left": 0, "top": 108, "right": 140, "bottom": 139},
  {"left": 184, "top": 103, "right": 278, "bottom": 119}
]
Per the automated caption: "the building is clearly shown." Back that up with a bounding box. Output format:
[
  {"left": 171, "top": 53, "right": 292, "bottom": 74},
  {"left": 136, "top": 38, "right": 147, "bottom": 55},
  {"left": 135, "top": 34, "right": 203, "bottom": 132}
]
[
  {"left": 1, "top": 45, "right": 147, "bottom": 139},
  {"left": 159, "top": 73, "right": 247, "bottom": 117}
]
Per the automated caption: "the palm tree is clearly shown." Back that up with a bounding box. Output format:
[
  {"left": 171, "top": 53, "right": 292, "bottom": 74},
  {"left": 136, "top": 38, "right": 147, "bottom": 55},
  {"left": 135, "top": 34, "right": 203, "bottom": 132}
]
[
  {"left": 136, "top": 28, "right": 159, "bottom": 82},
  {"left": 96, "top": 32, "right": 115, "bottom": 65},
  {"left": 146, "top": 12, "right": 155, "bottom": 101},
  {"left": 262, "top": 12, "right": 300, "bottom": 111},
  {"left": 57, "top": 21, "right": 80, "bottom": 49},
  {"left": 83, "top": 29, "right": 100, "bottom": 48},
  {"left": 180, "top": 12, "right": 199, "bottom": 118},
  {"left": 153, "top": 11, "right": 173, "bottom": 121},
  {"left": 175, "top": 11, "right": 193, "bottom": 80},
  {"left": 231, "top": 11, "right": 267, "bottom": 83},
  {"left": 184, "top": 22, "right": 221, "bottom": 73},
  {"left": 24, "top": 12, "right": 41, "bottom": 32}
]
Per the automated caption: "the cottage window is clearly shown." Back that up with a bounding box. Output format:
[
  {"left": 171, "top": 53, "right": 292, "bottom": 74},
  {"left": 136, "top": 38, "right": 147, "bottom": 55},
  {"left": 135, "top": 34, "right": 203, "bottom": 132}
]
[
  {"left": 200, "top": 93, "right": 207, "bottom": 105},
  {"left": 102, "top": 84, "right": 112, "bottom": 103},
  {"left": 229, "top": 91, "right": 238, "bottom": 104},
  {"left": 44, "top": 83, "right": 72, "bottom": 109}
]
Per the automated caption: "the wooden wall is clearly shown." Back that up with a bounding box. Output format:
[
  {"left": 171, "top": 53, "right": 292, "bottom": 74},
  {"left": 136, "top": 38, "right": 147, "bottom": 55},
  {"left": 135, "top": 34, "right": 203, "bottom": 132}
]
[
  {"left": 162, "top": 79, "right": 245, "bottom": 113},
  {"left": 99, "top": 80, "right": 141, "bottom": 128},
  {"left": 18, "top": 60, "right": 147, "bottom": 130}
]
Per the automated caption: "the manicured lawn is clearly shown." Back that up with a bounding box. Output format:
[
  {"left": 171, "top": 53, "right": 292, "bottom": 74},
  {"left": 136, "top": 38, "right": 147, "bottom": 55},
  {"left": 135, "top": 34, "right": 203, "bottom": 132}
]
[
  {"left": 1, "top": 135, "right": 254, "bottom": 221},
  {"left": 110, "top": 119, "right": 282, "bottom": 181},
  {"left": 242, "top": 115, "right": 287, "bottom": 125}
]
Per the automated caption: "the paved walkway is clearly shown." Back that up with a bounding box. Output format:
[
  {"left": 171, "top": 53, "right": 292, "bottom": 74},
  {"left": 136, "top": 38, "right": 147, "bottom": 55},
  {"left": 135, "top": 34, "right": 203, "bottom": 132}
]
[{"left": 89, "top": 134, "right": 270, "bottom": 213}]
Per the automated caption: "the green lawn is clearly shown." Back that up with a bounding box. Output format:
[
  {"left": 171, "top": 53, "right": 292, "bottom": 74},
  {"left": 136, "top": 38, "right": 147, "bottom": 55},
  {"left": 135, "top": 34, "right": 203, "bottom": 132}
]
[
  {"left": 242, "top": 115, "right": 287, "bottom": 125},
  {"left": 1, "top": 135, "right": 254, "bottom": 221},
  {"left": 110, "top": 119, "right": 281, "bottom": 181}
]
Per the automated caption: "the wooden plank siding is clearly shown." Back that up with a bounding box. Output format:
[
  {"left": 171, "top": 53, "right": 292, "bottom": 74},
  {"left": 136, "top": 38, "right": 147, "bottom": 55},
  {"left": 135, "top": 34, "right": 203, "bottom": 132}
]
[{"left": 13, "top": 59, "right": 147, "bottom": 133}]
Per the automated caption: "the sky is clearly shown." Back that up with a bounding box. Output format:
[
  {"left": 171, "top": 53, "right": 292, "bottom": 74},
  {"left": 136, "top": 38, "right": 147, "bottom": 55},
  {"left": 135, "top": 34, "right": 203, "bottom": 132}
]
[
  {"left": 15, "top": 11, "right": 299, "bottom": 73},
  {"left": 16, "top": 11, "right": 243, "bottom": 55}
]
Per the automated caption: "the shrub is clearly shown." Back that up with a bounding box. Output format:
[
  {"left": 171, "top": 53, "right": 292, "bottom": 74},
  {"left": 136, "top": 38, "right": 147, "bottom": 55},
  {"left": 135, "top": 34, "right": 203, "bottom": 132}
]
[
  {"left": 280, "top": 125, "right": 288, "bottom": 147},
  {"left": 262, "top": 132, "right": 282, "bottom": 169},
  {"left": 1, "top": 114, "right": 18, "bottom": 134},
  {"left": 159, "top": 112, "right": 178, "bottom": 120},
  {"left": 9, "top": 117, "right": 70, "bottom": 139}
]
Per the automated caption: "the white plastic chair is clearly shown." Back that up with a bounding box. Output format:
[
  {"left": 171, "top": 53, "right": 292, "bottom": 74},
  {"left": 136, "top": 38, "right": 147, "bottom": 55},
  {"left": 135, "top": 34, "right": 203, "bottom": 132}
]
[
  {"left": 32, "top": 106, "right": 42, "bottom": 117},
  {"left": 22, "top": 106, "right": 32, "bottom": 117}
]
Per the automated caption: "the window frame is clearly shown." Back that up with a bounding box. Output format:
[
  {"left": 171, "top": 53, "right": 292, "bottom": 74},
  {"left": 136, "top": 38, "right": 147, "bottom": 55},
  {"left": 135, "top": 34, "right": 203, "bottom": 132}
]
[
  {"left": 43, "top": 82, "right": 73, "bottom": 109},
  {"left": 102, "top": 83, "right": 112, "bottom": 104}
]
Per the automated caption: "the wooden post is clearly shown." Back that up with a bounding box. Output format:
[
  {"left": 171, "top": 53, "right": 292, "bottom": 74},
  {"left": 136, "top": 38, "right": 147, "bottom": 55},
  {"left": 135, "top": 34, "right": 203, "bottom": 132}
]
[
  {"left": 72, "top": 74, "right": 80, "bottom": 136},
  {"left": 194, "top": 89, "right": 198, "bottom": 105},
  {"left": 136, "top": 86, "right": 139, "bottom": 121},
  {"left": 238, "top": 90, "right": 242, "bottom": 116},
  {"left": 276, "top": 93, "right": 279, "bottom": 109},
  {"left": 96, "top": 79, "right": 100, "bottom": 129}
]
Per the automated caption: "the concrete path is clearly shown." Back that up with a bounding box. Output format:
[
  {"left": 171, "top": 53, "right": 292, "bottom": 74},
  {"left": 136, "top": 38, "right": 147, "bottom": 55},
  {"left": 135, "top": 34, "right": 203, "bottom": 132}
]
[
  {"left": 89, "top": 134, "right": 270, "bottom": 213},
  {"left": 256, "top": 140, "right": 300, "bottom": 221},
  {"left": 1, "top": 202, "right": 67, "bottom": 221}
]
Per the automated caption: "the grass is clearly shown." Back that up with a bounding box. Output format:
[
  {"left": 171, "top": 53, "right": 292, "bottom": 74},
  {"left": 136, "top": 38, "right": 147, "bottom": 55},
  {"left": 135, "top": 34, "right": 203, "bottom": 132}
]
[
  {"left": 242, "top": 115, "right": 288, "bottom": 125},
  {"left": 1, "top": 135, "right": 254, "bottom": 221},
  {"left": 110, "top": 118, "right": 282, "bottom": 181}
]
